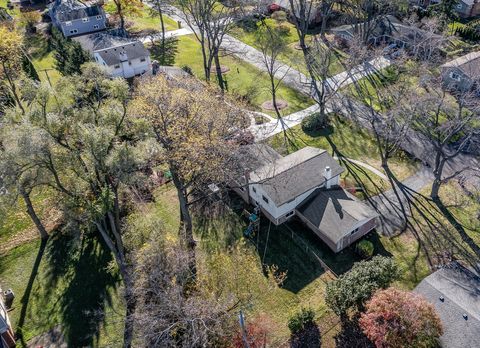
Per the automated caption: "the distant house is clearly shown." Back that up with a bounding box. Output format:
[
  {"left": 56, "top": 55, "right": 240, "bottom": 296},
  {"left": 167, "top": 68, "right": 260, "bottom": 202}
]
[
  {"left": 0, "top": 290, "right": 15, "bottom": 348},
  {"left": 232, "top": 144, "right": 378, "bottom": 252},
  {"left": 74, "top": 31, "right": 152, "bottom": 78},
  {"left": 410, "top": 0, "right": 480, "bottom": 18},
  {"left": 441, "top": 51, "right": 480, "bottom": 93},
  {"left": 414, "top": 262, "right": 480, "bottom": 348},
  {"left": 455, "top": 0, "right": 480, "bottom": 18},
  {"left": 264, "top": 0, "right": 322, "bottom": 26},
  {"left": 49, "top": 0, "right": 106, "bottom": 38}
]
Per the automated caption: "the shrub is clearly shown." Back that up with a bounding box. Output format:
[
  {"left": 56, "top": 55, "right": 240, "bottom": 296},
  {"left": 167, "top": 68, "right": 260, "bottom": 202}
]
[
  {"left": 271, "top": 10, "right": 287, "bottom": 22},
  {"left": 325, "top": 256, "right": 400, "bottom": 318},
  {"left": 181, "top": 65, "right": 194, "bottom": 76},
  {"left": 356, "top": 240, "right": 374, "bottom": 259},
  {"left": 301, "top": 113, "right": 326, "bottom": 133},
  {"left": 288, "top": 308, "right": 316, "bottom": 334},
  {"left": 276, "top": 24, "right": 291, "bottom": 36},
  {"left": 360, "top": 288, "right": 443, "bottom": 348}
]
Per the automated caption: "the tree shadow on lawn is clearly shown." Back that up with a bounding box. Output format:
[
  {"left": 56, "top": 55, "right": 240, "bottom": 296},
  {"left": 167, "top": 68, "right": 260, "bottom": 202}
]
[{"left": 42, "top": 230, "right": 120, "bottom": 347}]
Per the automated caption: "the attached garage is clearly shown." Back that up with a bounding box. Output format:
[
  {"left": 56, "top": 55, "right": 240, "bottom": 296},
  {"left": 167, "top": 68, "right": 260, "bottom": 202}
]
[{"left": 296, "top": 188, "right": 379, "bottom": 253}]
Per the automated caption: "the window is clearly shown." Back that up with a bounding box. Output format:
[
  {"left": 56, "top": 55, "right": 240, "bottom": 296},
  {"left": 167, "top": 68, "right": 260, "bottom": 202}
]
[
  {"left": 95, "top": 56, "right": 98, "bottom": 61},
  {"left": 262, "top": 195, "right": 269, "bottom": 204},
  {"left": 114, "top": 64, "right": 120, "bottom": 69},
  {"left": 140, "top": 58, "right": 146, "bottom": 62},
  {"left": 128, "top": 61, "right": 132, "bottom": 65},
  {"left": 351, "top": 228, "right": 359, "bottom": 235},
  {"left": 285, "top": 211, "right": 294, "bottom": 218},
  {"left": 93, "top": 25, "right": 99, "bottom": 29},
  {"left": 96, "top": 15, "right": 103, "bottom": 20},
  {"left": 65, "top": 21, "right": 72, "bottom": 26},
  {"left": 252, "top": 187, "right": 256, "bottom": 193},
  {"left": 82, "top": 17, "right": 89, "bottom": 22}
]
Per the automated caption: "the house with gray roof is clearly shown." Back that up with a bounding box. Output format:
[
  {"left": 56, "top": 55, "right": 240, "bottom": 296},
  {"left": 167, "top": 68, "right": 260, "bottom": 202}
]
[
  {"left": 441, "top": 51, "right": 480, "bottom": 94},
  {"left": 93, "top": 41, "right": 151, "bottom": 79},
  {"left": 414, "top": 262, "right": 480, "bottom": 348},
  {"left": 49, "top": 0, "right": 106, "bottom": 37},
  {"left": 73, "top": 30, "right": 152, "bottom": 78},
  {"left": 232, "top": 145, "right": 378, "bottom": 252}
]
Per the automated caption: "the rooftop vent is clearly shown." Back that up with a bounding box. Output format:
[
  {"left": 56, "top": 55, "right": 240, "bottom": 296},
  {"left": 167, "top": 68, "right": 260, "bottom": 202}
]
[
  {"left": 439, "top": 296, "right": 444, "bottom": 302},
  {"left": 463, "top": 313, "right": 468, "bottom": 320}
]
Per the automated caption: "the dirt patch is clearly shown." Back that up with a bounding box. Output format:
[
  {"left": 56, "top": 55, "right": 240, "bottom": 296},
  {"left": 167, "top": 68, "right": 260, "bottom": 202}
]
[
  {"left": 210, "top": 65, "right": 230, "bottom": 74},
  {"left": 261, "top": 99, "right": 289, "bottom": 111},
  {"left": 0, "top": 208, "right": 62, "bottom": 255}
]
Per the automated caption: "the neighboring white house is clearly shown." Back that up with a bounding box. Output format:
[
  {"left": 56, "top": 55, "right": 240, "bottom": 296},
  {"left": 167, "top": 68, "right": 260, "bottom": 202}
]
[
  {"left": 232, "top": 144, "right": 379, "bottom": 252},
  {"left": 94, "top": 41, "right": 151, "bottom": 79}
]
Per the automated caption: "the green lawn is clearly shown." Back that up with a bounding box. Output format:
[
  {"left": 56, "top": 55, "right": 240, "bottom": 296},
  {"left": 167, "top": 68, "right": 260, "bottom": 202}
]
[
  {"left": 268, "top": 116, "right": 419, "bottom": 183},
  {"left": 24, "top": 33, "right": 61, "bottom": 86},
  {"left": 0, "top": 236, "right": 124, "bottom": 347},
  {"left": 174, "top": 35, "right": 314, "bottom": 116},
  {"left": 104, "top": 1, "right": 177, "bottom": 34},
  {"left": 231, "top": 17, "right": 346, "bottom": 76}
]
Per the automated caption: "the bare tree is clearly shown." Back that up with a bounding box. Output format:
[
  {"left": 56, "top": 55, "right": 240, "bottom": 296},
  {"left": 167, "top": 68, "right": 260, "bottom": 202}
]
[{"left": 176, "top": 0, "right": 245, "bottom": 91}]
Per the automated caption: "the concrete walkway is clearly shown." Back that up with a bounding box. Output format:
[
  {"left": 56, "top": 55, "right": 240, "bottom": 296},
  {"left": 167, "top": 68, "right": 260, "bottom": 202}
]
[{"left": 139, "top": 28, "right": 192, "bottom": 44}]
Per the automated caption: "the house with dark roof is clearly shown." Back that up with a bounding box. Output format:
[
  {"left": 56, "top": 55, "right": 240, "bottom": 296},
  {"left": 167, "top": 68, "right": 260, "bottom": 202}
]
[
  {"left": 73, "top": 31, "right": 152, "bottom": 78},
  {"left": 232, "top": 144, "right": 378, "bottom": 252},
  {"left": 441, "top": 51, "right": 480, "bottom": 94},
  {"left": 49, "top": 0, "right": 106, "bottom": 37},
  {"left": 414, "top": 262, "right": 480, "bottom": 348}
]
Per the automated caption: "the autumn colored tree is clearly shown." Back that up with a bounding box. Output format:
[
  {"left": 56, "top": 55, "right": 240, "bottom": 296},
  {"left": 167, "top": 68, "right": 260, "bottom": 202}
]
[
  {"left": 359, "top": 287, "right": 443, "bottom": 348},
  {"left": 111, "top": 0, "right": 143, "bottom": 31},
  {"left": 132, "top": 75, "right": 247, "bottom": 277},
  {"left": 0, "top": 26, "right": 25, "bottom": 113}
]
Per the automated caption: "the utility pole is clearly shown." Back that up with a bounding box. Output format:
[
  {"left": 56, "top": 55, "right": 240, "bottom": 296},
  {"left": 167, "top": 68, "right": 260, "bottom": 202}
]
[{"left": 238, "top": 310, "right": 250, "bottom": 348}]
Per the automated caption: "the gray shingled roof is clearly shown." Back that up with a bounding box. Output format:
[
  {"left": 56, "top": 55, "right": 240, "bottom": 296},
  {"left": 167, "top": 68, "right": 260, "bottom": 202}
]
[
  {"left": 296, "top": 188, "right": 378, "bottom": 243},
  {"left": 96, "top": 41, "right": 149, "bottom": 66},
  {"left": 441, "top": 51, "right": 480, "bottom": 79},
  {"left": 50, "top": 0, "right": 102, "bottom": 22},
  {"left": 73, "top": 30, "right": 130, "bottom": 53},
  {"left": 414, "top": 262, "right": 480, "bottom": 348},
  {"left": 250, "top": 147, "right": 344, "bottom": 206}
]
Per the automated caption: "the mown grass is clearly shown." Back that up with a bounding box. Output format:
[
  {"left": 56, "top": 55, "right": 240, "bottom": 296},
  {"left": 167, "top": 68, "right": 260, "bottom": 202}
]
[
  {"left": 0, "top": 235, "right": 124, "bottom": 347},
  {"left": 231, "top": 16, "right": 346, "bottom": 76},
  {"left": 103, "top": 1, "right": 177, "bottom": 34},
  {"left": 268, "top": 116, "right": 419, "bottom": 183},
  {"left": 174, "top": 35, "right": 314, "bottom": 116},
  {"left": 24, "top": 33, "right": 61, "bottom": 86}
]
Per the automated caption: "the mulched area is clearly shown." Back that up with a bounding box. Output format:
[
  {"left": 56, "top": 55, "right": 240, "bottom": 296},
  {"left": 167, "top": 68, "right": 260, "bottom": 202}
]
[
  {"left": 261, "top": 99, "right": 289, "bottom": 111},
  {"left": 210, "top": 65, "right": 230, "bottom": 74}
]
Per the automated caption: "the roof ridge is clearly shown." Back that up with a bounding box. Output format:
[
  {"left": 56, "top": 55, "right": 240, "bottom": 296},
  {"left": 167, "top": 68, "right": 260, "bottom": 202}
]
[{"left": 265, "top": 147, "right": 326, "bottom": 178}]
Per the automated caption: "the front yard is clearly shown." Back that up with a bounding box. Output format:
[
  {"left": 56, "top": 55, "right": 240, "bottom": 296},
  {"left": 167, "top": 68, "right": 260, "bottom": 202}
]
[{"left": 173, "top": 35, "right": 314, "bottom": 116}]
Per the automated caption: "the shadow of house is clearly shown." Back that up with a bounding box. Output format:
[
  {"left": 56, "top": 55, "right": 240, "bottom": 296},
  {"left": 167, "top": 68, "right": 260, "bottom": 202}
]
[{"left": 256, "top": 220, "right": 326, "bottom": 293}]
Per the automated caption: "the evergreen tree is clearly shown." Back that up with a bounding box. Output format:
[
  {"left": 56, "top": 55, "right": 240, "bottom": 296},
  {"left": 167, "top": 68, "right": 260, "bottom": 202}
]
[{"left": 21, "top": 55, "right": 40, "bottom": 82}]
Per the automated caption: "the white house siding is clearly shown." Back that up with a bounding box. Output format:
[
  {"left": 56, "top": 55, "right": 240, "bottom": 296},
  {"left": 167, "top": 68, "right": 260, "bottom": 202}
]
[
  {"left": 248, "top": 174, "right": 340, "bottom": 224},
  {"left": 94, "top": 54, "right": 151, "bottom": 79}
]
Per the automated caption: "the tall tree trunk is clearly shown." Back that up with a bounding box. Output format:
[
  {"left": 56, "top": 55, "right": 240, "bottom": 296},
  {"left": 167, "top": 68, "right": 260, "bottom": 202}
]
[
  {"left": 213, "top": 50, "right": 225, "bottom": 91},
  {"left": 200, "top": 35, "right": 210, "bottom": 82},
  {"left": 431, "top": 150, "right": 445, "bottom": 199},
  {"left": 20, "top": 187, "right": 48, "bottom": 240},
  {"left": 170, "top": 170, "right": 197, "bottom": 278},
  {"left": 2, "top": 62, "right": 25, "bottom": 114}
]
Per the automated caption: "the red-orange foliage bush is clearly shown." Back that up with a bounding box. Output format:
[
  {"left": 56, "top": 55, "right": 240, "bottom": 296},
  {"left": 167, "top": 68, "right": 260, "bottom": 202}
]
[
  {"left": 359, "top": 287, "right": 443, "bottom": 348},
  {"left": 231, "top": 314, "right": 273, "bottom": 348}
]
